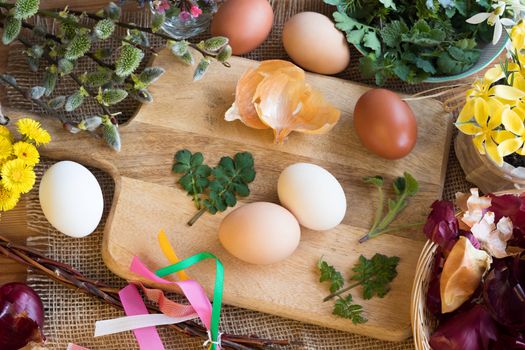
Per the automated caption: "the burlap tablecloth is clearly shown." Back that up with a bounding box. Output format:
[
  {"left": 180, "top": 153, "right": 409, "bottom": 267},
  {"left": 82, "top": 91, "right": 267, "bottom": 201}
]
[{"left": 4, "top": 1, "right": 475, "bottom": 349}]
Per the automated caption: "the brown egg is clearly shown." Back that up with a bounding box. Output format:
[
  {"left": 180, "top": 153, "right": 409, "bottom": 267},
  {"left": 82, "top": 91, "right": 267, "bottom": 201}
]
[
  {"left": 282, "top": 12, "right": 350, "bottom": 75},
  {"left": 211, "top": 0, "right": 274, "bottom": 55},
  {"left": 353, "top": 89, "right": 417, "bottom": 160}
]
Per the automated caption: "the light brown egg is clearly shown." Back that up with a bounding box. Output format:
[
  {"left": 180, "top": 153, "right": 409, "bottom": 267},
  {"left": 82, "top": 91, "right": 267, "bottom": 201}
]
[
  {"left": 282, "top": 12, "right": 350, "bottom": 75},
  {"left": 211, "top": 0, "right": 274, "bottom": 55},
  {"left": 353, "top": 89, "right": 417, "bottom": 160},
  {"left": 218, "top": 202, "right": 301, "bottom": 265}
]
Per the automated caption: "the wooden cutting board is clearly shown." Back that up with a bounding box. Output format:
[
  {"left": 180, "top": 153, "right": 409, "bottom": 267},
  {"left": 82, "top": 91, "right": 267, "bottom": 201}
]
[{"left": 8, "top": 49, "right": 452, "bottom": 341}]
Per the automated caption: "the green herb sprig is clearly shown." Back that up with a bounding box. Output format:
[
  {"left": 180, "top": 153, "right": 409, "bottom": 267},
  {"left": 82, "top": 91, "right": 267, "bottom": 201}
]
[
  {"left": 359, "top": 172, "right": 419, "bottom": 243},
  {"left": 318, "top": 254, "right": 400, "bottom": 324},
  {"left": 172, "top": 149, "right": 256, "bottom": 226}
]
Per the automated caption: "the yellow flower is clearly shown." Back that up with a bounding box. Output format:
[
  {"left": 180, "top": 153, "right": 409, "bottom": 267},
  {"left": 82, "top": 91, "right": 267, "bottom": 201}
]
[
  {"left": 499, "top": 107, "right": 525, "bottom": 156},
  {"left": 465, "top": 76, "right": 525, "bottom": 106},
  {"left": 0, "top": 125, "right": 13, "bottom": 142},
  {"left": 1, "top": 159, "right": 35, "bottom": 194},
  {"left": 456, "top": 98, "right": 513, "bottom": 166},
  {"left": 511, "top": 19, "right": 525, "bottom": 51},
  {"left": 16, "top": 118, "right": 51, "bottom": 145},
  {"left": 0, "top": 136, "right": 12, "bottom": 161},
  {"left": 13, "top": 141, "right": 39, "bottom": 166},
  {"left": 0, "top": 185, "right": 19, "bottom": 211}
]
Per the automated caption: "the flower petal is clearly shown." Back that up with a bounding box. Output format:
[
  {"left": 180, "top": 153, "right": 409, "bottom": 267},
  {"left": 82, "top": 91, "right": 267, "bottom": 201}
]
[
  {"left": 500, "top": 18, "right": 516, "bottom": 27},
  {"left": 473, "top": 134, "right": 486, "bottom": 154},
  {"left": 457, "top": 100, "right": 475, "bottom": 123},
  {"left": 493, "top": 130, "right": 516, "bottom": 143},
  {"left": 485, "top": 65, "right": 505, "bottom": 83},
  {"left": 486, "top": 137, "right": 504, "bottom": 166},
  {"left": 456, "top": 122, "right": 482, "bottom": 135},
  {"left": 491, "top": 85, "right": 525, "bottom": 101},
  {"left": 474, "top": 98, "right": 489, "bottom": 126},
  {"left": 497, "top": 137, "right": 523, "bottom": 156},
  {"left": 466, "top": 12, "right": 491, "bottom": 24},
  {"left": 502, "top": 107, "right": 525, "bottom": 134},
  {"left": 492, "top": 20, "right": 502, "bottom": 44},
  {"left": 487, "top": 101, "right": 504, "bottom": 129}
]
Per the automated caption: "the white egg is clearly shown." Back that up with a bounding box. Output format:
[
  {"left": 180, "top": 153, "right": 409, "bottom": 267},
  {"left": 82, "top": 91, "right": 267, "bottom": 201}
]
[
  {"left": 39, "top": 161, "right": 103, "bottom": 238},
  {"left": 278, "top": 163, "right": 346, "bottom": 231}
]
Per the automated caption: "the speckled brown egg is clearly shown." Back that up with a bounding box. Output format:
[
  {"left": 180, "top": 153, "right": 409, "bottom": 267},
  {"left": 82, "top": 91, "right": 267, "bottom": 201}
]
[
  {"left": 211, "top": 0, "right": 274, "bottom": 55},
  {"left": 353, "top": 89, "right": 417, "bottom": 160}
]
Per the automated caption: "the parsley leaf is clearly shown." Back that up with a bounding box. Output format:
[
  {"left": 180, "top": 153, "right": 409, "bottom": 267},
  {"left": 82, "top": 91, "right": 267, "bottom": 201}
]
[
  {"left": 172, "top": 150, "right": 211, "bottom": 209},
  {"left": 318, "top": 258, "right": 345, "bottom": 293},
  {"left": 333, "top": 294, "right": 367, "bottom": 324},
  {"left": 350, "top": 254, "right": 400, "bottom": 299}
]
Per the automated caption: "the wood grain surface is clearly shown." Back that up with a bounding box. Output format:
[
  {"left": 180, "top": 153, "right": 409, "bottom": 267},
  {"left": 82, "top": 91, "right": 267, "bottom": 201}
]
[{"left": 4, "top": 49, "right": 452, "bottom": 341}]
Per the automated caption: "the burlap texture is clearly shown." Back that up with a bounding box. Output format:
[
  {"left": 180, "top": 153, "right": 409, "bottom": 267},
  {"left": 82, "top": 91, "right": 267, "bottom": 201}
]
[{"left": 4, "top": 1, "right": 476, "bottom": 349}]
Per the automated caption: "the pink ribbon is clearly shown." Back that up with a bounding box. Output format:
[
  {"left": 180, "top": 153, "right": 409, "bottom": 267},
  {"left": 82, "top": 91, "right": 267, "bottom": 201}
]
[
  {"left": 130, "top": 256, "right": 213, "bottom": 329},
  {"left": 119, "top": 284, "right": 165, "bottom": 350}
]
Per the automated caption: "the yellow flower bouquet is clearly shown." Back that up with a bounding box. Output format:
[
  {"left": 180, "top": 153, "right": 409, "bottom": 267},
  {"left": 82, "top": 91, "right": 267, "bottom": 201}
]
[
  {"left": 456, "top": 20, "right": 525, "bottom": 168},
  {"left": 0, "top": 118, "right": 50, "bottom": 212}
]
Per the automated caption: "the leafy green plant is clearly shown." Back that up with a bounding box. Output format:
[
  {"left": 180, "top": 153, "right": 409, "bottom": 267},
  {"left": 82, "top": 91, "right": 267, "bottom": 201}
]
[
  {"left": 318, "top": 254, "right": 400, "bottom": 324},
  {"left": 0, "top": 1, "right": 233, "bottom": 150},
  {"left": 359, "top": 172, "right": 419, "bottom": 243},
  {"left": 324, "top": 0, "right": 503, "bottom": 84},
  {"left": 172, "top": 149, "right": 256, "bottom": 226}
]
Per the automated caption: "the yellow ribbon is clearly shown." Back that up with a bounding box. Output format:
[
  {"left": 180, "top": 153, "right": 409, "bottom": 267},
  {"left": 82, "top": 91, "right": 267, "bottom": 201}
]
[{"left": 157, "top": 229, "right": 190, "bottom": 281}]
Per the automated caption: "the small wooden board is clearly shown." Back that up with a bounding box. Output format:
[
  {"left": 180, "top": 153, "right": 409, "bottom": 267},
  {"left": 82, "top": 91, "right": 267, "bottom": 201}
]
[{"left": 10, "top": 50, "right": 452, "bottom": 341}]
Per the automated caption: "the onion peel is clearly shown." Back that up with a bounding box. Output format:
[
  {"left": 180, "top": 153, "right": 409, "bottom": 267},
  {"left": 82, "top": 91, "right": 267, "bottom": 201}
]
[{"left": 225, "top": 60, "right": 340, "bottom": 143}]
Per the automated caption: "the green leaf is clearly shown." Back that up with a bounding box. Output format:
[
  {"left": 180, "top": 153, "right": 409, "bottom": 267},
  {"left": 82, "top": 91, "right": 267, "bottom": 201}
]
[
  {"left": 323, "top": 0, "right": 340, "bottom": 5},
  {"left": 151, "top": 12, "right": 165, "bottom": 33},
  {"left": 318, "top": 258, "right": 344, "bottom": 293},
  {"left": 381, "top": 20, "right": 409, "bottom": 48},
  {"left": 333, "top": 294, "right": 367, "bottom": 324},
  {"left": 65, "top": 34, "right": 92, "bottom": 60},
  {"left": 48, "top": 95, "right": 66, "bottom": 109},
  {"left": 392, "top": 62, "right": 411, "bottom": 81},
  {"left": 2, "top": 16, "right": 21, "bottom": 45},
  {"left": 175, "top": 149, "right": 192, "bottom": 165},
  {"left": 65, "top": 90, "right": 86, "bottom": 112},
  {"left": 363, "top": 176, "right": 384, "bottom": 187},
  {"left": 193, "top": 58, "right": 211, "bottom": 81},
  {"left": 217, "top": 45, "right": 232, "bottom": 63},
  {"left": 14, "top": 0, "right": 39, "bottom": 20},
  {"left": 363, "top": 31, "right": 381, "bottom": 56},
  {"left": 190, "top": 152, "right": 204, "bottom": 167},
  {"left": 97, "top": 88, "right": 128, "bottom": 106},
  {"left": 403, "top": 172, "right": 419, "bottom": 196},
  {"left": 102, "top": 117, "right": 121, "bottom": 151},
  {"left": 224, "top": 191, "right": 237, "bottom": 207},
  {"left": 94, "top": 18, "right": 115, "bottom": 40},
  {"left": 30, "top": 86, "right": 46, "bottom": 100},
  {"left": 379, "top": 0, "right": 396, "bottom": 10},
  {"left": 115, "top": 44, "right": 144, "bottom": 77},
  {"left": 350, "top": 254, "right": 400, "bottom": 299},
  {"left": 415, "top": 57, "right": 436, "bottom": 74},
  {"left": 57, "top": 58, "right": 74, "bottom": 75}
]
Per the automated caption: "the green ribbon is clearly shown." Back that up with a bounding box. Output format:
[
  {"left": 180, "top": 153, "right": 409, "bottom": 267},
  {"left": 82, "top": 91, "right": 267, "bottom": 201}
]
[{"left": 155, "top": 252, "right": 224, "bottom": 350}]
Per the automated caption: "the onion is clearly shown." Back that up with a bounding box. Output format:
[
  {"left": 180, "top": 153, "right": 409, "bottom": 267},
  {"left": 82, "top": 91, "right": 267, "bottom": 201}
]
[{"left": 0, "top": 283, "right": 45, "bottom": 350}]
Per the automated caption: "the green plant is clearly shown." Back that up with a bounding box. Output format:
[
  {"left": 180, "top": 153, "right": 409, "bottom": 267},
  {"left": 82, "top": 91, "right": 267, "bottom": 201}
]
[
  {"left": 0, "top": 1, "right": 232, "bottom": 150},
  {"left": 318, "top": 254, "right": 400, "bottom": 324},
  {"left": 172, "top": 149, "right": 256, "bottom": 226},
  {"left": 324, "top": 0, "right": 519, "bottom": 85}
]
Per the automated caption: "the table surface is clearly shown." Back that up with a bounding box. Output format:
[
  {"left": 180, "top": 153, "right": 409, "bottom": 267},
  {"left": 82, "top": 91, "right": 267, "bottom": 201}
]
[{"left": 0, "top": 0, "right": 117, "bottom": 285}]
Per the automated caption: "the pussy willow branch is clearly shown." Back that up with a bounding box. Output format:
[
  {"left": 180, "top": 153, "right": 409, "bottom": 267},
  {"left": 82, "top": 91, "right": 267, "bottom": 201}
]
[
  {"left": 65, "top": 8, "right": 228, "bottom": 64},
  {"left": 0, "top": 235, "right": 293, "bottom": 350},
  {"left": 14, "top": 34, "right": 113, "bottom": 117}
]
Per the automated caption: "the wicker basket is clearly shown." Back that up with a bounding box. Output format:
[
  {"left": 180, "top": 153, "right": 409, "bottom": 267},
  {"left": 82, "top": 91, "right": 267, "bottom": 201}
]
[{"left": 411, "top": 240, "right": 439, "bottom": 350}]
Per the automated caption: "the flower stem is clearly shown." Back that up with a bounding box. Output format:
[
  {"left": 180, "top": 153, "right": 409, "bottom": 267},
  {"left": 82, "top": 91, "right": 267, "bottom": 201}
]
[
  {"left": 358, "top": 222, "right": 424, "bottom": 243},
  {"left": 323, "top": 281, "right": 361, "bottom": 302}
]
